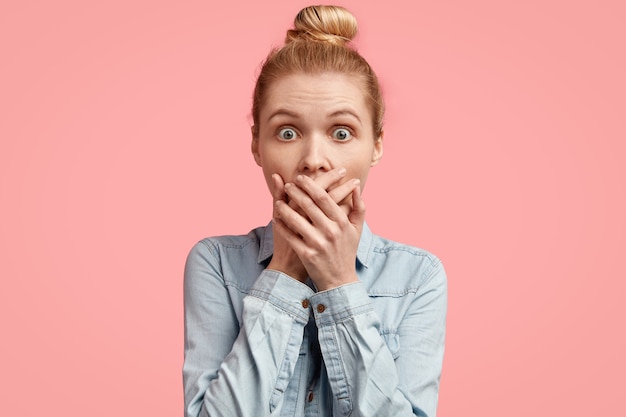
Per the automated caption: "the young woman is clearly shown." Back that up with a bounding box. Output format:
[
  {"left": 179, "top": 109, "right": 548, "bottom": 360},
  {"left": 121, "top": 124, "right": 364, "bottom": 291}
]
[{"left": 183, "top": 5, "right": 447, "bottom": 417}]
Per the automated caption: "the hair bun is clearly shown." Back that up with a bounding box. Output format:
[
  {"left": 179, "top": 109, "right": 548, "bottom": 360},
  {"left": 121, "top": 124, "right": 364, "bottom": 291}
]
[{"left": 285, "top": 5, "right": 358, "bottom": 46}]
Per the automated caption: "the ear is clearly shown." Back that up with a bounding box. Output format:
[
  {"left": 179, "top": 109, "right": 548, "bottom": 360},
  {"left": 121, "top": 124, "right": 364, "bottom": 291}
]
[
  {"left": 251, "top": 125, "right": 262, "bottom": 167},
  {"left": 370, "top": 131, "right": 384, "bottom": 167}
]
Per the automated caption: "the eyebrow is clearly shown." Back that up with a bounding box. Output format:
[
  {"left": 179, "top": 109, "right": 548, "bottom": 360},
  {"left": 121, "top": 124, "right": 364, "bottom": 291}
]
[
  {"left": 266, "top": 108, "right": 363, "bottom": 125},
  {"left": 266, "top": 109, "right": 301, "bottom": 122},
  {"left": 328, "top": 109, "right": 362, "bottom": 125}
]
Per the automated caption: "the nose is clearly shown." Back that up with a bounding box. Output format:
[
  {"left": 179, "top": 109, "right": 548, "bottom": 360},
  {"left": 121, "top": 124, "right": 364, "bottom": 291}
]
[{"left": 298, "top": 135, "right": 331, "bottom": 174}]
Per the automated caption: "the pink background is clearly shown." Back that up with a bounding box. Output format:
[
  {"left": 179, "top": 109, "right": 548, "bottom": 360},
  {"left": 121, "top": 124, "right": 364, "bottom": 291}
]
[{"left": 1, "top": 0, "right": 624, "bottom": 415}]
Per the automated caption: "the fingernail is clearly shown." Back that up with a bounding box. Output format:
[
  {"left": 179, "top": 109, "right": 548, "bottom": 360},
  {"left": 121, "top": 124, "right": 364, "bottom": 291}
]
[
  {"left": 284, "top": 182, "right": 292, "bottom": 189},
  {"left": 338, "top": 168, "right": 347, "bottom": 176},
  {"left": 296, "top": 175, "right": 304, "bottom": 182}
]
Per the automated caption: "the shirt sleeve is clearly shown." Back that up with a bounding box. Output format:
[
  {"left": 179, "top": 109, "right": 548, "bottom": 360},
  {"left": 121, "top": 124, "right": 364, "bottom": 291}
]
[
  {"left": 310, "top": 259, "right": 447, "bottom": 417},
  {"left": 183, "top": 240, "right": 315, "bottom": 417}
]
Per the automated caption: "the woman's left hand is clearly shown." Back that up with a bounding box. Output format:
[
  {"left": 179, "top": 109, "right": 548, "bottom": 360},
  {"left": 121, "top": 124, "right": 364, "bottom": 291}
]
[{"left": 272, "top": 174, "right": 365, "bottom": 291}]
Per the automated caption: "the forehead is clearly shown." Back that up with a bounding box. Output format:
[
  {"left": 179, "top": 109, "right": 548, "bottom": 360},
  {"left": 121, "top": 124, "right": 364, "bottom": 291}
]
[{"left": 261, "top": 72, "right": 370, "bottom": 119}]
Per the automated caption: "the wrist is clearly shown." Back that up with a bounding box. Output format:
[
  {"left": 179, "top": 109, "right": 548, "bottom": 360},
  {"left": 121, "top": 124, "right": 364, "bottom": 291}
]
[
  {"left": 313, "top": 272, "right": 359, "bottom": 292},
  {"left": 267, "top": 259, "right": 308, "bottom": 282}
]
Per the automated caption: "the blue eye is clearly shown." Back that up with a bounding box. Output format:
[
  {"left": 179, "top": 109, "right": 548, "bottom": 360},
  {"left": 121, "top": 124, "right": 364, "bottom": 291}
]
[
  {"left": 332, "top": 128, "right": 352, "bottom": 141},
  {"left": 278, "top": 128, "right": 297, "bottom": 140}
]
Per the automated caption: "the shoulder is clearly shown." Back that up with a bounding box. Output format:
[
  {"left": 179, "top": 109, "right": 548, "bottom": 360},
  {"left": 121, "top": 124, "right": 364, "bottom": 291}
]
[
  {"left": 184, "top": 225, "right": 269, "bottom": 280},
  {"left": 371, "top": 234, "right": 443, "bottom": 269},
  {"left": 189, "top": 225, "right": 266, "bottom": 257},
  {"left": 362, "top": 232, "right": 446, "bottom": 292}
]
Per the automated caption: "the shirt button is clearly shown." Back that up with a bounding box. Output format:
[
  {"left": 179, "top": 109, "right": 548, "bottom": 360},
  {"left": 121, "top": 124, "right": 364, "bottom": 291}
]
[
  {"left": 308, "top": 392, "right": 314, "bottom": 402},
  {"left": 317, "top": 304, "right": 326, "bottom": 313},
  {"left": 301, "top": 300, "right": 310, "bottom": 309}
]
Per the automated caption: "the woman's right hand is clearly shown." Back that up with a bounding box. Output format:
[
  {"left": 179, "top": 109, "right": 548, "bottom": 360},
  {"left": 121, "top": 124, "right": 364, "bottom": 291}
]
[{"left": 267, "top": 168, "right": 354, "bottom": 282}]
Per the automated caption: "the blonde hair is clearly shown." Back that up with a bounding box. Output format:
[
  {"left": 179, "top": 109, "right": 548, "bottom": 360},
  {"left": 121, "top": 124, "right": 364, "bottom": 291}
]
[{"left": 252, "top": 5, "right": 384, "bottom": 137}]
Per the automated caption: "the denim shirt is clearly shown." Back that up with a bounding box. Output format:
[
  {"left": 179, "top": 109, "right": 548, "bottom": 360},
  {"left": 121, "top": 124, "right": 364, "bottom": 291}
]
[{"left": 183, "top": 223, "right": 447, "bottom": 417}]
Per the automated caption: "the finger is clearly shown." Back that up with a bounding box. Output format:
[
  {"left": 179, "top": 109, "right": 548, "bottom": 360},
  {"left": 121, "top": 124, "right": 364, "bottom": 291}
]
[
  {"left": 289, "top": 169, "right": 349, "bottom": 216},
  {"left": 271, "top": 173, "right": 286, "bottom": 202},
  {"left": 283, "top": 182, "right": 326, "bottom": 224},
  {"left": 311, "top": 167, "right": 347, "bottom": 193},
  {"left": 328, "top": 178, "right": 360, "bottom": 207},
  {"left": 271, "top": 216, "right": 310, "bottom": 258},
  {"left": 348, "top": 184, "right": 366, "bottom": 228},
  {"left": 274, "top": 199, "right": 319, "bottom": 241},
  {"left": 292, "top": 175, "right": 359, "bottom": 224}
]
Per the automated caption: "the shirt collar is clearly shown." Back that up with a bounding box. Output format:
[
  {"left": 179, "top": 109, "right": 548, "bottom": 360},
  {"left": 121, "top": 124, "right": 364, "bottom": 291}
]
[{"left": 257, "top": 221, "right": 373, "bottom": 268}]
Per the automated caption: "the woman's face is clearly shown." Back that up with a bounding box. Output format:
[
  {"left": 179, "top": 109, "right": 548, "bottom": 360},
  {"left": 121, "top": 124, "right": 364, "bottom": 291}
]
[{"left": 252, "top": 72, "right": 383, "bottom": 197}]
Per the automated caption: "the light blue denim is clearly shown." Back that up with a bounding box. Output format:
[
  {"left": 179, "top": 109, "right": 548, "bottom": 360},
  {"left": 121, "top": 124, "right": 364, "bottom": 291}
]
[{"left": 183, "top": 222, "right": 447, "bottom": 417}]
